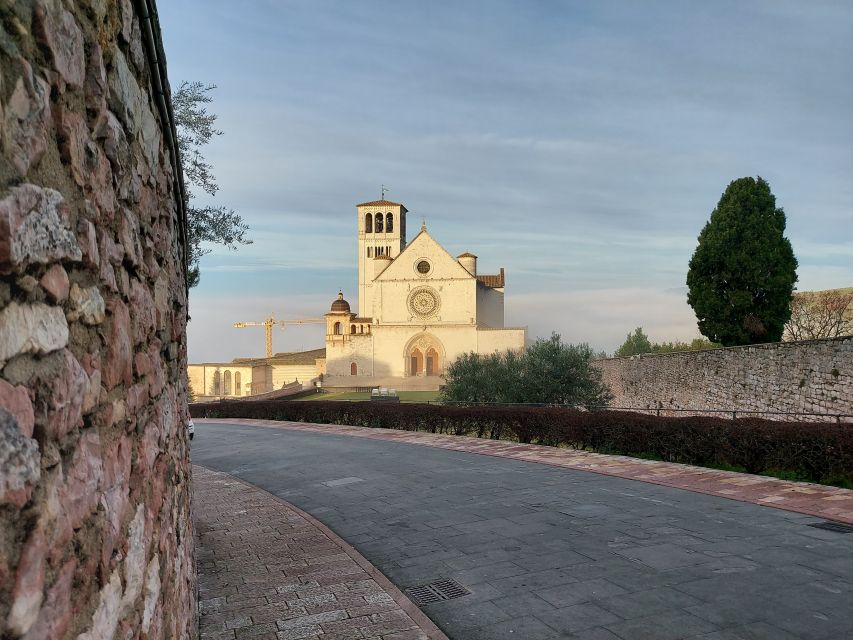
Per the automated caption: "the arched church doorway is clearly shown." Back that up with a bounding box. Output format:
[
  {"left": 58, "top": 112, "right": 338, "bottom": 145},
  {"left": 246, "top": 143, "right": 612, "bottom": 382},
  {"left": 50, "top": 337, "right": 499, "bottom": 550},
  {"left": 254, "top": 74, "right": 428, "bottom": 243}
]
[
  {"left": 404, "top": 333, "right": 445, "bottom": 377},
  {"left": 426, "top": 347, "right": 439, "bottom": 376},
  {"left": 409, "top": 348, "right": 423, "bottom": 376}
]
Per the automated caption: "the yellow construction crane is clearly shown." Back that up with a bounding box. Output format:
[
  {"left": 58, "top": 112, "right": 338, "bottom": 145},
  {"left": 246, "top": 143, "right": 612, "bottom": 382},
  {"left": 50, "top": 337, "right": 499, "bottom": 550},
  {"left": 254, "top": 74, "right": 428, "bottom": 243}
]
[{"left": 234, "top": 315, "right": 324, "bottom": 358}]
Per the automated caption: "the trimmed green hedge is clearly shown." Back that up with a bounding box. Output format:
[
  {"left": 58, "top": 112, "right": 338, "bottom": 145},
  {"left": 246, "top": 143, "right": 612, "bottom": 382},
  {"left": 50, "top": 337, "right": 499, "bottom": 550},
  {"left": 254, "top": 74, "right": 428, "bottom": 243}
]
[{"left": 190, "top": 400, "right": 853, "bottom": 486}]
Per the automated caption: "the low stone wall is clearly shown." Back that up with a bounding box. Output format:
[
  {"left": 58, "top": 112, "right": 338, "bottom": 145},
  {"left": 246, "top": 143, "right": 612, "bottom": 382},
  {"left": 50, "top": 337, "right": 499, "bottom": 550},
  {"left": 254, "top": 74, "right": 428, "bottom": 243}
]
[
  {"left": 1, "top": 1, "right": 195, "bottom": 639},
  {"left": 593, "top": 336, "right": 852, "bottom": 420}
]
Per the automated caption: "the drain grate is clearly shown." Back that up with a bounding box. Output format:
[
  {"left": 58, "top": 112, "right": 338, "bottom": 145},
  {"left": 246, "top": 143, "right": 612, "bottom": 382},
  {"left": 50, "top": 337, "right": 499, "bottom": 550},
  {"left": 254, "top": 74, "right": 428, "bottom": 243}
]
[
  {"left": 809, "top": 521, "right": 853, "bottom": 534},
  {"left": 406, "top": 579, "right": 471, "bottom": 606}
]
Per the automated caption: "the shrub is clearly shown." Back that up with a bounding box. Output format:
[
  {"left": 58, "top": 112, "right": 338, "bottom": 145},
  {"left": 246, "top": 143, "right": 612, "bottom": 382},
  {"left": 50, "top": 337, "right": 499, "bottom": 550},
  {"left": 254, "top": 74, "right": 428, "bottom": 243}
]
[
  {"left": 190, "top": 400, "right": 853, "bottom": 487},
  {"left": 441, "top": 334, "right": 612, "bottom": 407}
]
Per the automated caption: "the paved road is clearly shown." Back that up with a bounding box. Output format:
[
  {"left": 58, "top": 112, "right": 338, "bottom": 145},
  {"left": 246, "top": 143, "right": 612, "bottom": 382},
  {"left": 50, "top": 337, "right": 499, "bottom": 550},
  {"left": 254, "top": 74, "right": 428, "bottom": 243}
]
[{"left": 192, "top": 422, "right": 853, "bottom": 640}]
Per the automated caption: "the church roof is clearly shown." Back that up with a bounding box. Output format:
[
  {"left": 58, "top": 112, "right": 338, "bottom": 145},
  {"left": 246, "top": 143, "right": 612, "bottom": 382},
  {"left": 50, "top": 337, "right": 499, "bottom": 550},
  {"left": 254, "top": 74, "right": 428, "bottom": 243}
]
[
  {"left": 356, "top": 199, "right": 408, "bottom": 211},
  {"left": 231, "top": 348, "right": 326, "bottom": 366},
  {"left": 457, "top": 252, "right": 478, "bottom": 258},
  {"left": 329, "top": 291, "right": 351, "bottom": 313},
  {"left": 477, "top": 268, "right": 505, "bottom": 289}
]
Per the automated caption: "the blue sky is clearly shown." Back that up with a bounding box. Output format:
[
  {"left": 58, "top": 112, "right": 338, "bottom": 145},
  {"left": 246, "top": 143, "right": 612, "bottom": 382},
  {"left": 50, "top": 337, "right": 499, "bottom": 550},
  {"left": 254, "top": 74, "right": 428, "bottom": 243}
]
[{"left": 157, "top": 1, "right": 853, "bottom": 362}]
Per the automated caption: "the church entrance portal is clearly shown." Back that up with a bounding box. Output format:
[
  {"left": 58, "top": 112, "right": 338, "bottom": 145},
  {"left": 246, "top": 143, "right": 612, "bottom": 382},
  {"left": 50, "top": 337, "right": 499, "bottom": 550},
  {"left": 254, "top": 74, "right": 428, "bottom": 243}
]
[{"left": 404, "top": 334, "right": 444, "bottom": 377}]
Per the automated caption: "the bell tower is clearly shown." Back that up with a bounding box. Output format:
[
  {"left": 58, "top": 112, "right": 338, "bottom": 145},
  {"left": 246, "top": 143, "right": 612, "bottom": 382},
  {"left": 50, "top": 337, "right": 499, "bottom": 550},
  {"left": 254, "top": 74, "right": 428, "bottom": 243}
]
[{"left": 356, "top": 198, "right": 407, "bottom": 317}]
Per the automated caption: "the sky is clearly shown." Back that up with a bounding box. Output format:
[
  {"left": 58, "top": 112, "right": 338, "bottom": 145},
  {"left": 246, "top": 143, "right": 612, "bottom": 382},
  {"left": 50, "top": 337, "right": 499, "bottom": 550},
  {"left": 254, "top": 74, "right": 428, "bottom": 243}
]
[{"left": 157, "top": 1, "right": 853, "bottom": 363}]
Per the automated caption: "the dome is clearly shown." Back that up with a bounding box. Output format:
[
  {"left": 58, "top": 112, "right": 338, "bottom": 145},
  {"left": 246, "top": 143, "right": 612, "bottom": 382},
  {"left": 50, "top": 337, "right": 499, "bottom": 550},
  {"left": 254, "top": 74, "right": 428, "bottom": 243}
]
[{"left": 330, "top": 291, "right": 350, "bottom": 313}]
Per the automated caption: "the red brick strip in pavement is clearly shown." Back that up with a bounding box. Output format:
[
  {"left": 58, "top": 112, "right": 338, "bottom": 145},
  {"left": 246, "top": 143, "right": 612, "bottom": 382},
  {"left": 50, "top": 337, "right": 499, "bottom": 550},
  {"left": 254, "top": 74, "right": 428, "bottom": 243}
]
[
  {"left": 193, "top": 464, "right": 448, "bottom": 640},
  {"left": 197, "top": 418, "right": 853, "bottom": 525}
]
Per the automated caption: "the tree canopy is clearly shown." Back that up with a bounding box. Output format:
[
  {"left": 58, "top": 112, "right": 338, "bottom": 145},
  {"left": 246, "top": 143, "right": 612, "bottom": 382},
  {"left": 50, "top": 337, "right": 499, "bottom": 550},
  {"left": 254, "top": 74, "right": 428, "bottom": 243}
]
[
  {"left": 687, "top": 176, "right": 797, "bottom": 346},
  {"left": 614, "top": 327, "right": 652, "bottom": 357},
  {"left": 614, "top": 327, "right": 719, "bottom": 357},
  {"left": 173, "top": 81, "right": 251, "bottom": 287},
  {"left": 440, "top": 334, "right": 612, "bottom": 407}
]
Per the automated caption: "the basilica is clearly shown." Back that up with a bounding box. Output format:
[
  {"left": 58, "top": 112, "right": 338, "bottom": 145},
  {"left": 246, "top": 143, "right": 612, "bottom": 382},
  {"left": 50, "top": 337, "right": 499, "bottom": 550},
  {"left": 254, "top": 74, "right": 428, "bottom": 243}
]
[
  {"left": 187, "top": 198, "right": 525, "bottom": 397},
  {"left": 321, "top": 199, "right": 525, "bottom": 389}
]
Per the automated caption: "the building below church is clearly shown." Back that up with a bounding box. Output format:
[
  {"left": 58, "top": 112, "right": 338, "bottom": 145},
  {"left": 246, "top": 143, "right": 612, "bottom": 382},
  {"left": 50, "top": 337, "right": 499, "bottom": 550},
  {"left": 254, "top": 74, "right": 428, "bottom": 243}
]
[{"left": 187, "top": 198, "right": 526, "bottom": 397}]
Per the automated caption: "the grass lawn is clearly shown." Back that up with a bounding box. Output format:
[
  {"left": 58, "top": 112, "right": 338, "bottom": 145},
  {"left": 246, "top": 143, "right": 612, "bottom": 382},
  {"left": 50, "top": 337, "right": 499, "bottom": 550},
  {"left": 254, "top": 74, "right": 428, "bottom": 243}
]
[{"left": 293, "top": 390, "right": 440, "bottom": 403}]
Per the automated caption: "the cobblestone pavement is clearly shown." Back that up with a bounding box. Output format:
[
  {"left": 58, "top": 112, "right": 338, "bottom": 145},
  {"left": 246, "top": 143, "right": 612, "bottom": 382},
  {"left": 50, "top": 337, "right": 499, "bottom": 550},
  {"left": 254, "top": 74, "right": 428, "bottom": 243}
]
[
  {"left": 193, "top": 420, "right": 853, "bottom": 639},
  {"left": 194, "top": 465, "right": 447, "bottom": 640},
  {"left": 198, "top": 418, "right": 853, "bottom": 525}
]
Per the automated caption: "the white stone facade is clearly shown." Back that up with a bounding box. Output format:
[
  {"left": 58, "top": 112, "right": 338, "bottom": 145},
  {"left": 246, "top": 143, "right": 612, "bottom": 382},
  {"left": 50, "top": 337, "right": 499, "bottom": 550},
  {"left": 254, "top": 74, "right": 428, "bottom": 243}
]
[
  {"left": 187, "top": 349, "right": 326, "bottom": 399},
  {"left": 324, "top": 199, "right": 525, "bottom": 385}
]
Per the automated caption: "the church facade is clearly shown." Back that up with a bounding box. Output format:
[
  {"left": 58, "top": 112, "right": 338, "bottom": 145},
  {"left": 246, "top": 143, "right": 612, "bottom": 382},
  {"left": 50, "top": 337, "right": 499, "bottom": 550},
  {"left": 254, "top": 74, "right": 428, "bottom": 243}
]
[{"left": 322, "top": 199, "right": 525, "bottom": 388}]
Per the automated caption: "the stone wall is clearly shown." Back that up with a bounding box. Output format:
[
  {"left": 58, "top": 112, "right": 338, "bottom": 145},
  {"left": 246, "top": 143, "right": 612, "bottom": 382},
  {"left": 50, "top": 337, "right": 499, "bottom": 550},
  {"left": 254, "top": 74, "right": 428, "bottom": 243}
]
[
  {"left": 593, "top": 336, "right": 852, "bottom": 420},
  {"left": 0, "top": 1, "right": 195, "bottom": 638}
]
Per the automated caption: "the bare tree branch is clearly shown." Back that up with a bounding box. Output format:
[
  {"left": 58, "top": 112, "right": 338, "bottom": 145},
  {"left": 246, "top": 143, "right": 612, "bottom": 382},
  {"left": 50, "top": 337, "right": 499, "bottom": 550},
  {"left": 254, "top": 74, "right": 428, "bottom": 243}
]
[{"left": 784, "top": 289, "right": 853, "bottom": 340}]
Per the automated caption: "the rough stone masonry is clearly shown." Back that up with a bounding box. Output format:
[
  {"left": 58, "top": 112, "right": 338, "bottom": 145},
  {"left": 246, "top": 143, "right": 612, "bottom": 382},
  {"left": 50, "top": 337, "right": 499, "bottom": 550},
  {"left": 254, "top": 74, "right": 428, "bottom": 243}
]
[
  {"left": 594, "top": 336, "right": 852, "bottom": 419},
  {"left": 0, "top": 1, "right": 195, "bottom": 638}
]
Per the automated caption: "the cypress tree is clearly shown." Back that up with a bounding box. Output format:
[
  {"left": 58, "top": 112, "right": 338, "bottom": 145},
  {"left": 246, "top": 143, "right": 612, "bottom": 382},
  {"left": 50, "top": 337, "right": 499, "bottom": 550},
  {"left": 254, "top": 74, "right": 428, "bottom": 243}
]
[{"left": 687, "top": 177, "right": 797, "bottom": 346}]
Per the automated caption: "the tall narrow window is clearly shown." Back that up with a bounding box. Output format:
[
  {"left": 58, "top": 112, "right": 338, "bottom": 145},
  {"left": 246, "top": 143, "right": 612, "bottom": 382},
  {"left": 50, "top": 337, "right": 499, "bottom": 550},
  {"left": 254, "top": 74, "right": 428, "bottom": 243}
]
[
  {"left": 350, "top": 324, "right": 356, "bottom": 334},
  {"left": 224, "top": 370, "right": 232, "bottom": 395},
  {"left": 375, "top": 212, "right": 383, "bottom": 233},
  {"left": 333, "top": 321, "right": 341, "bottom": 335},
  {"left": 235, "top": 372, "right": 241, "bottom": 395},
  {"left": 386, "top": 212, "right": 393, "bottom": 233},
  {"left": 365, "top": 213, "right": 372, "bottom": 233},
  {"left": 350, "top": 362, "right": 357, "bottom": 375}
]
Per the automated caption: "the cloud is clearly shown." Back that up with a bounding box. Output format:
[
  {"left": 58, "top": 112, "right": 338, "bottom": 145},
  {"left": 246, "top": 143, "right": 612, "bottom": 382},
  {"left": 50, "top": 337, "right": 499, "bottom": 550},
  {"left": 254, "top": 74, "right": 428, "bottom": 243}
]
[
  {"left": 507, "top": 288, "right": 700, "bottom": 354},
  {"left": 159, "top": 1, "right": 852, "bottom": 364}
]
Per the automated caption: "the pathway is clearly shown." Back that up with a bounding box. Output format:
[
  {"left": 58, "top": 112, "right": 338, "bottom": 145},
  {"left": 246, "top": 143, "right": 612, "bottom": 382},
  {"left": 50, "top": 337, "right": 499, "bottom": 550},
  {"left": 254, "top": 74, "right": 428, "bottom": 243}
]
[
  {"left": 193, "top": 419, "right": 853, "bottom": 639},
  {"left": 194, "top": 465, "right": 446, "bottom": 639}
]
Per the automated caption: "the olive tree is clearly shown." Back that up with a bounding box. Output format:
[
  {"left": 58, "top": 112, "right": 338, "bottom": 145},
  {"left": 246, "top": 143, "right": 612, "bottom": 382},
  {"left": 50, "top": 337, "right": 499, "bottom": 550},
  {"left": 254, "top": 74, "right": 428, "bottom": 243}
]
[
  {"left": 441, "top": 334, "right": 612, "bottom": 407},
  {"left": 173, "top": 81, "right": 251, "bottom": 287}
]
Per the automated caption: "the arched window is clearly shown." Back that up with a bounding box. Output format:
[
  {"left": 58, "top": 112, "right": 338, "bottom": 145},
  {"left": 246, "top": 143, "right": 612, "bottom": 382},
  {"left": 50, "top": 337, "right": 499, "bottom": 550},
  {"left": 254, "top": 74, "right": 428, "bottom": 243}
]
[
  {"left": 386, "top": 212, "right": 393, "bottom": 233},
  {"left": 350, "top": 362, "right": 357, "bottom": 375},
  {"left": 212, "top": 370, "right": 221, "bottom": 395},
  {"left": 224, "top": 370, "right": 232, "bottom": 395},
  {"left": 375, "top": 212, "right": 383, "bottom": 233},
  {"left": 359, "top": 325, "right": 364, "bottom": 333},
  {"left": 350, "top": 324, "right": 356, "bottom": 334},
  {"left": 333, "top": 321, "right": 342, "bottom": 335},
  {"left": 365, "top": 213, "right": 372, "bottom": 233},
  {"left": 235, "top": 371, "right": 241, "bottom": 395}
]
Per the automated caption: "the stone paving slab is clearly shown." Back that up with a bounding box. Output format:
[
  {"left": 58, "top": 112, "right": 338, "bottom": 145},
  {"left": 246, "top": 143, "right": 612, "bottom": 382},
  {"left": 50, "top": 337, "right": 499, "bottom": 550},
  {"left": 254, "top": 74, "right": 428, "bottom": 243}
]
[
  {"left": 193, "top": 464, "right": 447, "bottom": 640},
  {"left": 197, "top": 419, "right": 853, "bottom": 524},
  {"left": 193, "top": 422, "right": 853, "bottom": 639}
]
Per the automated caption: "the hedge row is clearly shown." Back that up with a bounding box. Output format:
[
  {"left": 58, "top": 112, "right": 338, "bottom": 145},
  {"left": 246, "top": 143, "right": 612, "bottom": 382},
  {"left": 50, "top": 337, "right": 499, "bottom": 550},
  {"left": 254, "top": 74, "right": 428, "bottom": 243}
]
[{"left": 190, "top": 400, "right": 853, "bottom": 486}]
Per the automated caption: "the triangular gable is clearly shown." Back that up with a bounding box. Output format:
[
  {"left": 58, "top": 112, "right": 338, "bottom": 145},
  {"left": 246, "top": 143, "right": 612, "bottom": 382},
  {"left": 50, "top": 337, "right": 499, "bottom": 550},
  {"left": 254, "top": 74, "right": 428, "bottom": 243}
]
[{"left": 375, "top": 229, "right": 474, "bottom": 282}]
